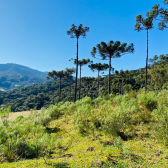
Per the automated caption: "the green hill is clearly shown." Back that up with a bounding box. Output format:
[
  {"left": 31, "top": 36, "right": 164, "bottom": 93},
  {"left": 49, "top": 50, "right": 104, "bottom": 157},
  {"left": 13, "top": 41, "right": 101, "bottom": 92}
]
[
  {"left": 0, "top": 63, "right": 48, "bottom": 91},
  {"left": 0, "top": 69, "right": 141, "bottom": 112}
]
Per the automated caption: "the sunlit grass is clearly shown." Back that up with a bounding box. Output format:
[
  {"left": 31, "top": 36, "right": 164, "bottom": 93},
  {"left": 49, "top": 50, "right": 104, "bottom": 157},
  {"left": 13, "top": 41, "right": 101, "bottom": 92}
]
[{"left": 0, "top": 90, "right": 168, "bottom": 167}]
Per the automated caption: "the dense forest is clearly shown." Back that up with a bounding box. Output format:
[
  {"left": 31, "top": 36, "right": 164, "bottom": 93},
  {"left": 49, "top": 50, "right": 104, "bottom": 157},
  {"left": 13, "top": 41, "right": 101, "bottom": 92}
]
[
  {"left": 0, "top": 63, "right": 48, "bottom": 91},
  {"left": 0, "top": 2, "right": 167, "bottom": 112},
  {"left": 0, "top": 53, "right": 168, "bottom": 112}
]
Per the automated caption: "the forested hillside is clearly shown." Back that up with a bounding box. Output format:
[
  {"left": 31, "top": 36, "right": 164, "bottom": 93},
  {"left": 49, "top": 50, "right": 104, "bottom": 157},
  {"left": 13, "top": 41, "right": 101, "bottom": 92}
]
[
  {"left": 1, "top": 53, "right": 168, "bottom": 112},
  {"left": 0, "top": 63, "right": 48, "bottom": 91}
]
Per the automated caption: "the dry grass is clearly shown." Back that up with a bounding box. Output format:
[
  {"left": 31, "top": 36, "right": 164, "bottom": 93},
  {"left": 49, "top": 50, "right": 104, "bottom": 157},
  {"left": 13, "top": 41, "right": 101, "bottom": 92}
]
[
  {"left": 8, "top": 111, "right": 31, "bottom": 120},
  {"left": 0, "top": 110, "right": 40, "bottom": 122}
]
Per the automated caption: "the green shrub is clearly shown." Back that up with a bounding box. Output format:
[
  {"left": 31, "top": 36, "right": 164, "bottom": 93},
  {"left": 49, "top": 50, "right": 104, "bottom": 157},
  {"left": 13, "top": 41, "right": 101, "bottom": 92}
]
[
  {"left": 34, "top": 105, "right": 62, "bottom": 127},
  {"left": 137, "top": 92, "right": 157, "bottom": 111},
  {"left": 152, "top": 105, "right": 168, "bottom": 146},
  {"left": 93, "top": 97, "right": 104, "bottom": 106},
  {"left": 48, "top": 105, "right": 62, "bottom": 119},
  {"left": 74, "top": 104, "right": 93, "bottom": 135},
  {"left": 75, "top": 97, "right": 92, "bottom": 106},
  {"left": 0, "top": 124, "right": 8, "bottom": 144},
  {"left": 104, "top": 94, "right": 115, "bottom": 101},
  {"left": 0, "top": 106, "right": 11, "bottom": 126},
  {"left": 15, "top": 140, "right": 41, "bottom": 159},
  {"left": 128, "top": 90, "right": 137, "bottom": 99},
  {"left": 13, "top": 115, "right": 24, "bottom": 123}
]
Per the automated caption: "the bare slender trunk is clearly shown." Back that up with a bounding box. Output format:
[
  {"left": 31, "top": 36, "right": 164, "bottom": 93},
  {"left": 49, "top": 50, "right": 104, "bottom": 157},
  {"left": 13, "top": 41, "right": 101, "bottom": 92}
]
[
  {"left": 97, "top": 70, "right": 100, "bottom": 97},
  {"left": 87, "top": 81, "right": 89, "bottom": 96},
  {"left": 145, "top": 29, "right": 148, "bottom": 93},
  {"left": 120, "top": 82, "right": 121, "bottom": 95},
  {"left": 70, "top": 77, "right": 72, "bottom": 102},
  {"left": 108, "top": 56, "right": 111, "bottom": 94},
  {"left": 79, "top": 64, "right": 81, "bottom": 100},
  {"left": 122, "top": 76, "right": 123, "bottom": 95},
  {"left": 59, "top": 77, "right": 62, "bottom": 102},
  {"left": 74, "top": 37, "right": 79, "bottom": 102}
]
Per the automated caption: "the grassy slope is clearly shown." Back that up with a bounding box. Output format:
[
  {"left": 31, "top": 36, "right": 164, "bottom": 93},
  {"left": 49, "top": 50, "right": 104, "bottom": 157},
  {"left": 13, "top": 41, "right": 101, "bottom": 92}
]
[
  {"left": 0, "top": 90, "right": 168, "bottom": 168},
  {"left": 0, "top": 111, "right": 36, "bottom": 123}
]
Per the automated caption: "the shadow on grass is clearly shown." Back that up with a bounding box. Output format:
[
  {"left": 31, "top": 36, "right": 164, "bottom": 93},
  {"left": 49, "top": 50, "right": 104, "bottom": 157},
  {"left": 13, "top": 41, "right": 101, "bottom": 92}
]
[
  {"left": 45, "top": 127, "right": 60, "bottom": 133},
  {"left": 47, "top": 162, "right": 70, "bottom": 168}
]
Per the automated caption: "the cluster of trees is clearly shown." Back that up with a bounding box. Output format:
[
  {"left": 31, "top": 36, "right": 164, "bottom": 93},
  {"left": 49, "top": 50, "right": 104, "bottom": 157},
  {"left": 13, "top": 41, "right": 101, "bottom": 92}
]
[
  {"left": 47, "top": 24, "right": 134, "bottom": 103},
  {"left": 135, "top": 1, "right": 168, "bottom": 93},
  {"left": 0, "top": 67, "right": 141, "bottom": 111},
  {"left": 1, "top": 53, "right": 168, "bottom": 112},
  {"left": 47, "top": 0, "right": 167, "bottom": 103},
  {"left": 0, "top": 1, "right": 167, "bottom": 111}
]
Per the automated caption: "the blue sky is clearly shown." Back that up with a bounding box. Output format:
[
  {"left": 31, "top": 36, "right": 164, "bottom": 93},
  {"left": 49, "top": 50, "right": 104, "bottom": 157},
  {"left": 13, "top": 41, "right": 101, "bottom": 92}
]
[{"left": 0, "top": 0, "right": 167, "bottom": 77}]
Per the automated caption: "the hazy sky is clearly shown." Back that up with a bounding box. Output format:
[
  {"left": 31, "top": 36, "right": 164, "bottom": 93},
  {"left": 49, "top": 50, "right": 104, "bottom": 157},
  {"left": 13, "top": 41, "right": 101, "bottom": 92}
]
[{"left": 0, "top": 0, "right": 167, "bottom": 77}]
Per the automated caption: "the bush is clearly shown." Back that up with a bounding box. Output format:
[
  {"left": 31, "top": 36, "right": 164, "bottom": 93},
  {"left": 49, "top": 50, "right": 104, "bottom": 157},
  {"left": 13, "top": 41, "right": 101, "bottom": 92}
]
[
  {"left": 0, "top": 106, "right": 11, "bottom": 126},
  {"left": 13, "top": 115, "right": 24, "bottom": 123},
  {"left": 74, "top": 104, "right": 93, "bottom": 135},
  {"left": 101, "top": 107, "right": 131, "bottom": 136},
  {"left": 137, "top": 92, "right": 157, "bottom": 111},
  {"left": 15, "top": 140, "right": 41, "bottom": 159},
  {"left": 104, "top": 94, "right": 115, "bottom": 101},
  {"left": 151, "top": 92, "right": 168, "bottom": 146},
  {"left": 34, "top": 105, "right": 62, "bottom": 127},
  {"left": 128, "top": 90, "right": 137, "bottom": 99},
  {"left": 75, "top": 97, "right": 92, "bottom": 107},
  {"left": 0, "top": 124, "right": 8, "bottom": 144}
]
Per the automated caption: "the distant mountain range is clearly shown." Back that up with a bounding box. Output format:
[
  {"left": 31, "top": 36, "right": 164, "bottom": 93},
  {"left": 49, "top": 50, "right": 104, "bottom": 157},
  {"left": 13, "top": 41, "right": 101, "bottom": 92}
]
[{"left": 0, "top": 63, "right": 48, "bottom": 91}]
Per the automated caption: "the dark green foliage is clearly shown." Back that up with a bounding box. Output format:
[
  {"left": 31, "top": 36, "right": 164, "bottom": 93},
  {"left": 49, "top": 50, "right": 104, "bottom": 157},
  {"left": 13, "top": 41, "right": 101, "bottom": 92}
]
[
  {"left": 135, "top": 2, "right": 168, "bottom": 93},
  {"left": 15, "top": 141, "right": 41, "bottom": 159},
  {"left": 91, "top": 40, "right": 134, "bottom": 94},
  {"left": 1, "top": 57, "right": 168, "bottom": 112},
  {"left": 47, "top": 70, "right": 68, "bottom": 102},
  {"left": 89, "top": 63, "right": 109, "bottom": 97},
  {"left": 65, "top": 68, "right": 76, "bottom": 102},
  {"left": 70, "top": 58, "right": 92, "bottom": 100}
]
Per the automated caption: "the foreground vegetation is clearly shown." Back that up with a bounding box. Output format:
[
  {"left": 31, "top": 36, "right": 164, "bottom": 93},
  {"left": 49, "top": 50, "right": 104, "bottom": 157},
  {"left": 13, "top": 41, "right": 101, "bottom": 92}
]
[{"left": 0, "top": 89, "right": 168, "bottom": 167}]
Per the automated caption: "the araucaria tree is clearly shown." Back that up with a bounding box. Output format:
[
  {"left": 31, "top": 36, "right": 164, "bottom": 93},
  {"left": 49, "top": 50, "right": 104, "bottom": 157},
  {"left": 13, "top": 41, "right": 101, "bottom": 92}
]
[
  {"left": 67, "top": 24, "right": 89, "bottom": 102},
  {"left": 65, "top": 67, "right": 76, "bottom": 102},
  {"left": 134, "top": 4, "right": 166, "bottom": 93},
  {"left": 91, "top": 41, "right": 134, "bottom": 94},
  {"left": 89, "top": 63, "right": 108, "bottom": 97},
  {"left": 47, "top": 70, "right": 67, "bottom": 102},
  {"left": 135, "top": 16, "right": 154, "bottom": 93}
]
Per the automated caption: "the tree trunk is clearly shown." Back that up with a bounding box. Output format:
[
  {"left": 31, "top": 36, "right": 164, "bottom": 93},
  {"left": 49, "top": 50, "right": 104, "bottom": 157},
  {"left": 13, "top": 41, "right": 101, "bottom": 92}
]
[
  {"left": 145, "top": 29, "right": 148, "bottom": 93},
  {"left": 79, "top": 64, "right": 81, "bottom": 100},
  {"left": 108, "top": 56, "right": 111, "bottom": 94},
  {"left": 70, "top": 77, "right": 72, "bottom": 102},
  {"left": 122, "top": 76, "right": 123, "bottom": 95},
  {"left": 97, "top": 70, "right": 100, "bottom": 97},
  {"left": 59, "top": 77, "right": 62, "bottom": 102},
  {"left": 87, "top": 81, "right": 89, "bottom": 96},
  {"left": 120, "top": 82, "right": 121, "bottom": 95},
  {"left": 74, "top": 37, "right": 79, "bottom": 102}
]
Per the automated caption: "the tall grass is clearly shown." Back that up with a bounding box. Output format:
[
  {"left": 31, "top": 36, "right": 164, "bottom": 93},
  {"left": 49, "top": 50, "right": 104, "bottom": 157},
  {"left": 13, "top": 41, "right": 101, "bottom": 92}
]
[{"left": 0, "top": 89, "right": 168, "bottom": 164}]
